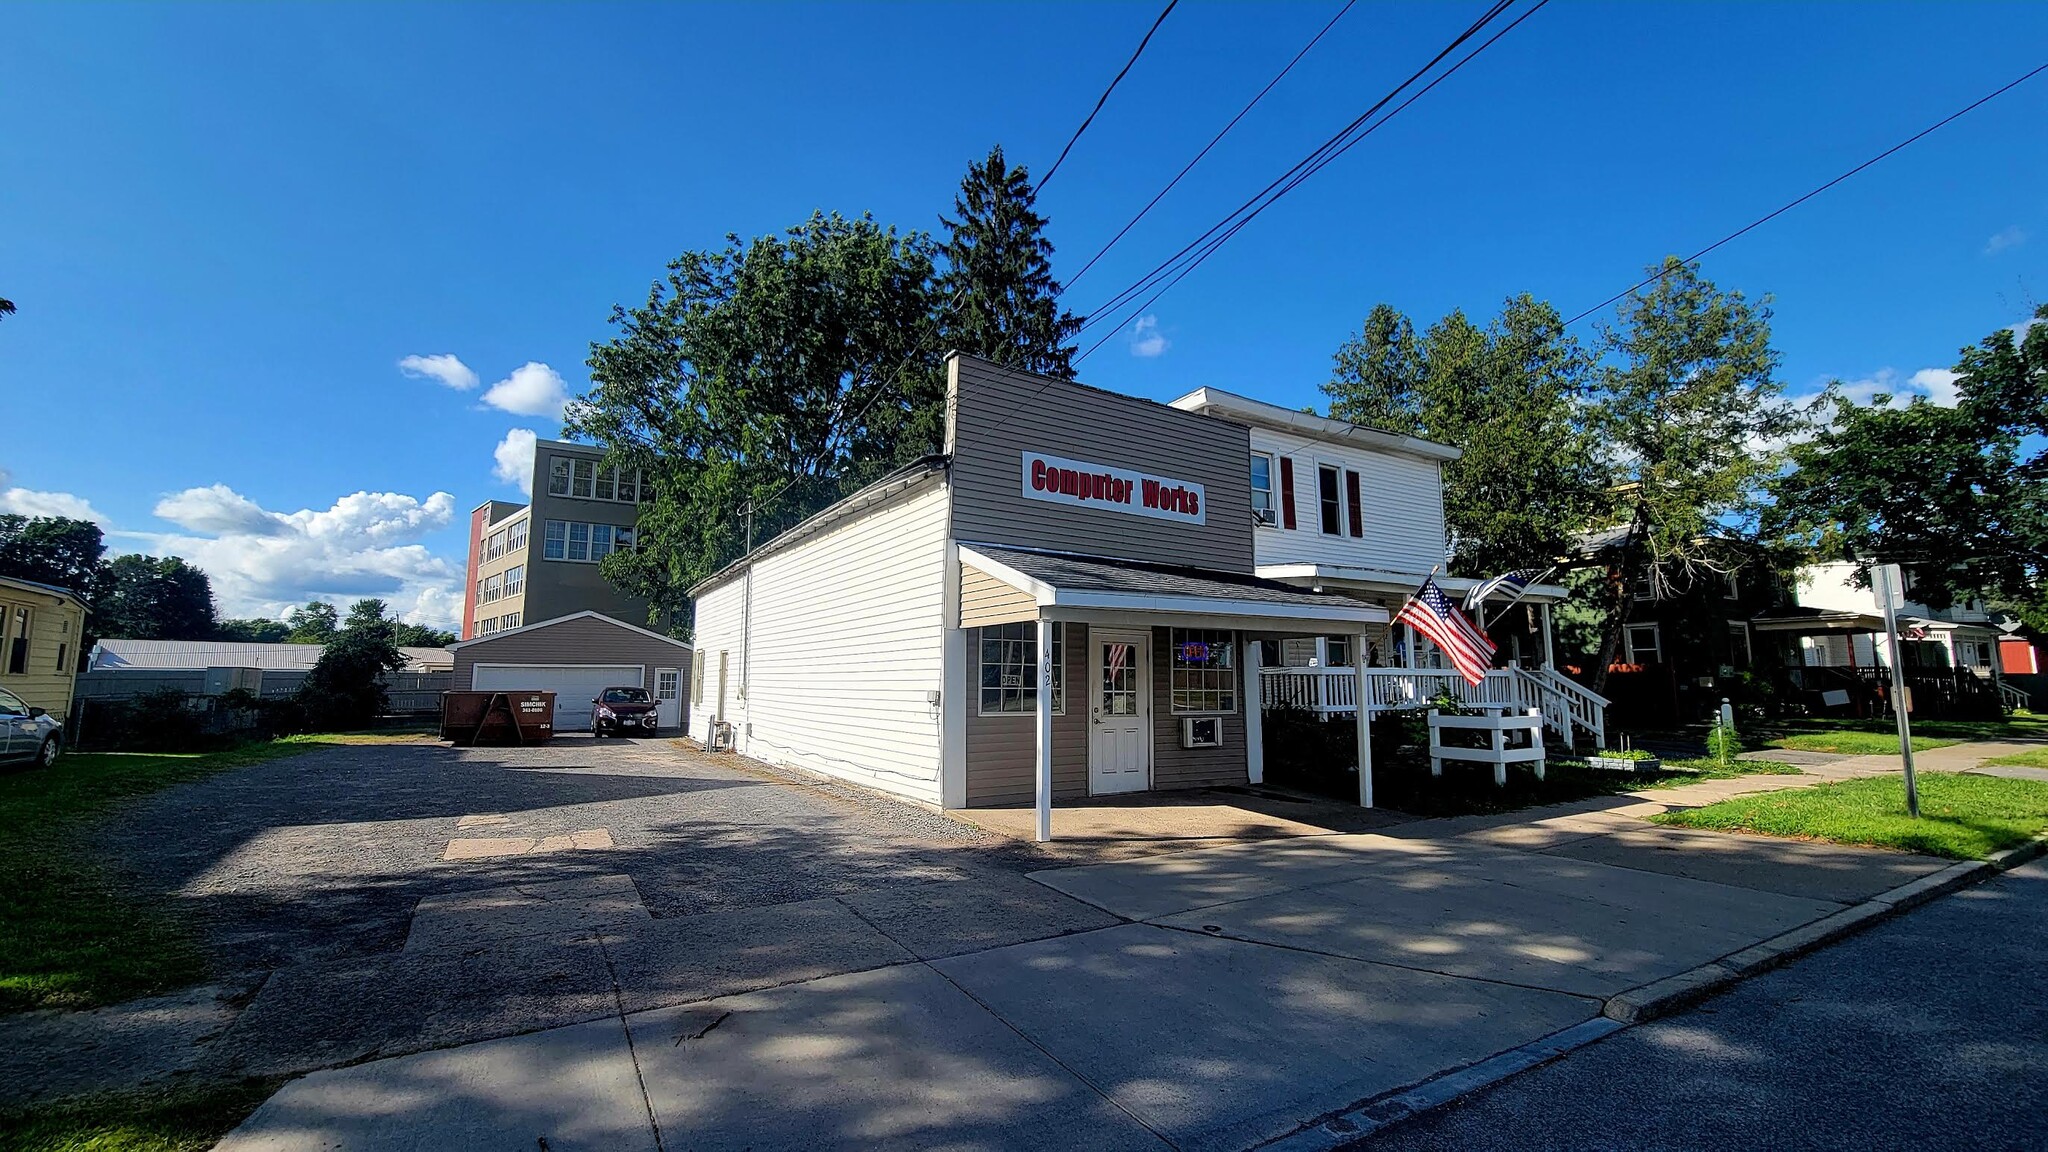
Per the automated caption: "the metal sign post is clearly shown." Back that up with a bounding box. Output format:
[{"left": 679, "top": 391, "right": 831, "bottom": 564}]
[{"left": 1875, "top": 563, "right": 1920, "bottom": 818}]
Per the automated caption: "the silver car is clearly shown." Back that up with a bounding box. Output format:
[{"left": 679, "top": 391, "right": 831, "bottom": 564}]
[{"left": 0, "top": 687, "right": 63, "bottom": 768}]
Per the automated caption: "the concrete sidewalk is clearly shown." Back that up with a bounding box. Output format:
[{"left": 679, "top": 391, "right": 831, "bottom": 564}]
[{"left": 217, "top": 754, "right": 1979, "bottom": 1152}]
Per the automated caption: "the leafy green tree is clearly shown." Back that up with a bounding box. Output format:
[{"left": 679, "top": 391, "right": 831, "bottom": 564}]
[
  {"left": 1580, "top": 258, "right": 1798, "bottom": 689},
  {"left": 573, "top": 211, "right": 943, "bottom": 627},
  {"left": 1323, "top": 296, "right": 1606, "bottom": 576},
  {"left": 936, "top": 145, "right": 1083, "bottom": 380},
  {"left": 92, "top": 554, "right": 218, "bottom": 640},
  {"left": 393, "top": 622, "right": 457, "bottom": 648},
  {"left": 336, "top": 597, "right": 453, "bottom": 648},
  {"left": 297, "top": 614, "right": 403, "bottom": 731},
  {"left": 344, "top": 598, "right": 395, "bottom": 639},
  {"left": 285, "top": 601, "right": 339, "bottom": 644},
  {"left": 0, "top": 514, "right": 106, "bottom": 596},
  {"left": 1770, "top": 305, "right": 2048, "bottom": 625},
  {"left": 216, "top": 618, "right": 292, "bottom": 643}
]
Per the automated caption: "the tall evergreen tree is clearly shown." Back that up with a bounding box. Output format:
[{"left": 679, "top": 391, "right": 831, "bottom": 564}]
[{"left": 937, "top": 146, "right": 1083, "bottom": 379}]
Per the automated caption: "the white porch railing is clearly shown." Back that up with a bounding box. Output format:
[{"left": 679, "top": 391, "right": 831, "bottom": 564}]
[
  {"left": 2000, "top": 681, "right": 2031, "bottom": 713},
  {"left": 1258, "top": 664, "right": 1608, "bottom": 749}
]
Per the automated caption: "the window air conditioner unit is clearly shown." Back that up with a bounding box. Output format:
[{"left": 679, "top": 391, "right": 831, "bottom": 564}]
[
  {"left": 1181, "top": 716, "right": 1224, "bottom": 749},
  {"left": 1252, "top": 508, "right": 1277, "bottom": 527}
]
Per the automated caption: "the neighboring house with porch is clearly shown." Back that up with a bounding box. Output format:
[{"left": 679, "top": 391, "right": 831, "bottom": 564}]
[
  {"left": 685, "top": 354, "right": 1608, "bottom": 834},
  {"left": 1753, "top": 561, "right": 2020, "bottom": 718},
  {"left": 0, "top": 574, "right": 89, "bottom": 720}
]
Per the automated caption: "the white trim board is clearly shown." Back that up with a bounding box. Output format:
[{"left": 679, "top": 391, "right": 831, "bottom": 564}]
[{"left": 449, "top": 609, "right": 691, "bottom": 651}]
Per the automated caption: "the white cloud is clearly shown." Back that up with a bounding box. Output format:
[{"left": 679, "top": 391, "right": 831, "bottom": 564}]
[
  {"left": 1792, "top": 365, "right": 1959, "bottom": 413},
  {"left": 1985, "top": 226, "right": 2028, "bottom": 256},
  {"left": 130, "top": 485, "right": 461, "bottom": 627},
  {"left": 398, "top": 353, "right": 480, "bottom": 391},
  {"left": 1129, "top": 315, "right": 1169, "bottom": 358},
  {"left": 481, "top": 362, "right": 570, "bottom": 418},
  {"left": 493, "top": 429, "right": 539, "bottom": 494},
  {"left": 0, "top": 473, "right": 108, "bottom": 525},
  {"left": 1907, "top": 367, "right": 1961, "bottom": 407},
  {"left": 154, "top": 484, "right": 284, "bottom": 536}
]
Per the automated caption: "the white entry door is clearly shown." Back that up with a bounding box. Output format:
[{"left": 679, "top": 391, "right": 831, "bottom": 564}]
[
  {"left": 1089, "top": 630, "right": 1151, "bottom": 795},
  {"left": 655, "top": 667, "right": 682, "bottom": 728}
]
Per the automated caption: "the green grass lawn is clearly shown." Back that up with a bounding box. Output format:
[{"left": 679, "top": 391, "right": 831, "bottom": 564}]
[
  {"left": 1653, "top": 772, "right": 2048, "bottom": 859},
  {"left": 1765, "top": 730, "right": 1962, "bottom": 755},
  {"left": 0, "top": 1079, "right": 284, "bottom": 1152},
  {"left": 0, "top": 736, "right": 385, "bottom": 1015},
  {"left": 1983, "top": 747, "right": 2048, "bottom": 769}
]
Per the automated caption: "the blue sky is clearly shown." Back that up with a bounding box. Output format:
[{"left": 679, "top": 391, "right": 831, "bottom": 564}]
[{"left": 3, "top": 1, "right": 2043, "bottom": 626}]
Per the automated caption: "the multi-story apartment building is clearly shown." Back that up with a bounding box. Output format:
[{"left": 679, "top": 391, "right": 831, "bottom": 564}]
[{"left": 461, "top": 438, "right": 655, "bottom": 641}]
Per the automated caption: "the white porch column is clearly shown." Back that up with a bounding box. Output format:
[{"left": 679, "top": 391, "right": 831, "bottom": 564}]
[
  {"left": 1244, "top": 638, "right": 1265, "bottom": 785},
  {"left": 1540, "top": 602, "right": 1556, "bottom": 670},
  {"left": 1034, "top": 615, "right": 1055, "bottom": 843},
  {"left": 1353, "top": 630, "right": 1374, "bottom": 808}
]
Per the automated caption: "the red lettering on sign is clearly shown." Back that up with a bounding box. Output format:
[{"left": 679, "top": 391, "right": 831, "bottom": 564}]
[{"left": 1031, "top": 460, "right": 1047, "bottom": 491}]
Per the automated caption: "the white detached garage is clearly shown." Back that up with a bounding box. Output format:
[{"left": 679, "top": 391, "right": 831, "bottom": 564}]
[{"left": 450, "top": 611, "right": 692, "bottom": 732}]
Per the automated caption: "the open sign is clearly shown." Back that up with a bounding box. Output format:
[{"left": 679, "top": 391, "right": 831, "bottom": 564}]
[{"left": 1179, "top": 640, "right": 1212, "bottom": 663}]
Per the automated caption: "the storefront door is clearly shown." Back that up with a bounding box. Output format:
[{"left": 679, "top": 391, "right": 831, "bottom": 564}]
[{"left": 1090, "top": 629, "right": 1151, "bottom": 794}]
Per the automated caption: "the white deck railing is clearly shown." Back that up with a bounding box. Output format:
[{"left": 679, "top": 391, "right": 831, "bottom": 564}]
[
  {"left": 2000, "top": 680, "right": 2031, "bottom": 713},
  {"left": 1258, "top": 664, "right": 1608, "bottom": 749}
]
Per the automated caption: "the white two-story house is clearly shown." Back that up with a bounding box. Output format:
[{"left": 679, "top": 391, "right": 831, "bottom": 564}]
[{"left": 685, "top": 355, "right": 1604, "bottom": 839}]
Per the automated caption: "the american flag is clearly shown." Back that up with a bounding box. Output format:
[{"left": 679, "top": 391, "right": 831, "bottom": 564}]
[{"left": 1397, "top": 576, "right": 1498, "bottom": 686}]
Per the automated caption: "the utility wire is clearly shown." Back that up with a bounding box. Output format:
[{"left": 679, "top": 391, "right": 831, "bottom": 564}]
[
  {"left": 1073, "top": 0, "right": 1519, "bottom": 337},
  {"left": 1038, "top": 0, "right": 1181, "bottom": 193},
  {"left": 1562, "top": 60, "right": 2048, "bottom": 327},
  {"left": 1076, "top": 0, "right": 1548, "bottom": 362},
  {"left": 1066, "top": 0, "right": 1358, "bottom": 290}
]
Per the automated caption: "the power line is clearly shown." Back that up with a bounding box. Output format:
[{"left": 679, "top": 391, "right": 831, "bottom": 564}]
[
  {"left": 1065, "top": 0, "right": 1359, "bottom": 290},
  {"left": 1072, "top": 0, "right": 1547, "bottom": 363},
  {"left": 1073, "top": 0, "right": 1522, "bottom": 339},
  {"left": 1563, "top": 60, "right": 2048, "bottom": 327},
  {"left": 1037, "top": 0, "right": 1182, "bottom": 193}
]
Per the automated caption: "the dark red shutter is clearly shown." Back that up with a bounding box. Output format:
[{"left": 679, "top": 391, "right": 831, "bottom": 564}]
[
  {"left": 1345, "top": 470, "right": 1363, "bottom": 537},
  {"left": 1278, "top": 456, "right": 1297, "bottom": 529}
]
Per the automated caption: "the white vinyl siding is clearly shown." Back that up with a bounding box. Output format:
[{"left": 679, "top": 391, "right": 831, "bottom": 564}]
[
  {"left": 1249, "top": 427, "right": 1446, "bottom": 574},
  {"left": 688, "top": 581, "right": 746, "bottom": 745},
  {"left": 691, "top": 482, "right": 949, "bottom": 804}
]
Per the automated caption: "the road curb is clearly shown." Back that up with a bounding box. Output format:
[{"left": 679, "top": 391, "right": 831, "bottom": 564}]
[
  {"left": 1603, "top": 839, "right": 2044, "bottom": 1026},
  {"left": 1257, "top": 1017, "right": 1628, "bottom": 1152}
]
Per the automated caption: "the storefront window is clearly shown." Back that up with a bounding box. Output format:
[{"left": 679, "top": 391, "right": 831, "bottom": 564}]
[
  {"left": 980, "top": 623, "right": 1064, "bottom": 714},
  {"left": 1170, "top": 628, "right": 1236, "bottom": 714}
]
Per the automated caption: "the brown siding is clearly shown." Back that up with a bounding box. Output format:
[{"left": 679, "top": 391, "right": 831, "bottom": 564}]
[
  {"left": 1150, "top": 626, "right": 1249, "bottom": 790},
  {"left": 959, "top": 565, "right": 1036, "bottom": 628},
  {"left": 963, "top": 623, "right": 1089, "bottom": 806},
  {"left": 946, "top": 355, "right": 1257, "bottom": 572},
  {"left": 453, "top": 614, "right": 692, "bottom": 719}
]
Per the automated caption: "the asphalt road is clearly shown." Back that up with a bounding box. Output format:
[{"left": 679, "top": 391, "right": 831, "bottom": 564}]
[{"left": 1369, "top": 857, "right": 2048, "bottom": 1151}]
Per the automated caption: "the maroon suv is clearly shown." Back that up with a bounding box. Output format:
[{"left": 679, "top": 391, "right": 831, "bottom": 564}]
[{"left": 591, "top": 686, "right": 660, "bottom": 737}]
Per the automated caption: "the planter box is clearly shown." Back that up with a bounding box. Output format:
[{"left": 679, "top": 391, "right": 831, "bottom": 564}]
[{"left": 1588, "top": 753, "right": 1659, "bottom": 774}]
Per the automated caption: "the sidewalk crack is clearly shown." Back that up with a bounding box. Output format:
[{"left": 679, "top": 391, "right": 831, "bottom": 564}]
[{"left": 595, "top": 931, "right": 666, "bottom": 1152}]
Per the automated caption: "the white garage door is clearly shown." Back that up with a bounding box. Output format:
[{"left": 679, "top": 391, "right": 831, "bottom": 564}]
[{"left": 470, "top": 664, "right": 642, "bottom": 730}]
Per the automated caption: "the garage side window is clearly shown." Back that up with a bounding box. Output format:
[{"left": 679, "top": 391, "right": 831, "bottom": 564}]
[
  {"left": 978, "top": 623, "right": 1063, "bottom": 715},
  {"left": 543, "top": 520, "right": 566, "bottom": 560}
]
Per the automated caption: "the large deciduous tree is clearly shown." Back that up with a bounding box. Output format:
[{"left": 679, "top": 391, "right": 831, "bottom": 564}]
[
  {"left": 92, "top": 554, "right": 218, "bottom": 641},
  {"left": 1770, "top": 305, "right": 2048, "bottom": 625},
  {"left": 1581, "top": 258, "right": 1798, "bottom": 689},
  {"left": 285, "top": 601, "right": 340, "bottom": 645},
  {"left": 1323, "top": 296, "right": 1606, "bottom": 576},
  {"left": 0, "top": 515, "right": 106, "bottom": 596},
  {"left": 572, "top": 212, "right": 943, "bottom": 627},
  {"left": 298, "top": 606, "right": 404, "bottom": 731},
  {"left": 937, "top": 145, "right": 1083, "bottom": 379},
  {"left": 215, "top": 618, "right": 292, "bottom": 644}
]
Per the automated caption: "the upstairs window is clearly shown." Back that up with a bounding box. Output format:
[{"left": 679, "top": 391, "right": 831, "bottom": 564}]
[
  {"left": 567, "top": 522, "right": 591, "bottom": 561},
  {"left": 1317, "top": 465, "right": 1342, "bottom": 536},
  {"left": 1250, "top": 454, "right": 1276, "bottom": 527},
  {"left": 543, "top": 520, "right": 567, "bottom": 560},
  {"left": 548, "top": 458, "right": 572, "bottom": 496},
  {"left": 617, "top": 469, "right": 639, "bottom": 503},
  {"left": 591, "top": 524, "right": 615, "bottom": 561},
  {"left": 507, "top": 518, "right": 529, "bottom": 553},
  {"left": 571, "top": 459, "right": 595, "bottom": 498},
  {"left": 503, "top": 565, "right": 525, "bottom": 597}
]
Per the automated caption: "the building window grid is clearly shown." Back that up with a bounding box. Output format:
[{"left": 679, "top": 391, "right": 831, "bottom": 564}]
[
  {"left": 979, "top": 623, "right": 1064, "bottom": 715},
  {"left": 1317, "top": 465, "right": 1342, "bottom": 536},
  {"left": 1250, "top": 454, "right": 1276, "bottom": 527},
  {"left": 1170, "top": 628, "right": 1237, "bottom": 714},
  {"left": 548, "top": 458, "right": 571, "bottom": 496},
  {"left": 1626, "top": 623, "right": 1662, "bottom": 665},
  {"left": 572, "top": 459, "right": 595, "bottom": 498},
  {"left": 503, "top": 565, "right": 525, "bottom": 597},
  {"left": 506, "top": 518, "right": 528, "bottom": 553},
  {"left": 542, "top": 519, "right": 638, "bottom": 564},
  {"left": 548, "top": 455, "right": 644, "bottom": 505}
]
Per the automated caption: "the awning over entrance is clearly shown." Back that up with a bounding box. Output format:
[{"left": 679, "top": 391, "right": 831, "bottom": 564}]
[{"left": 958, "top": 544, "right": 1390, "bottom": 631}]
